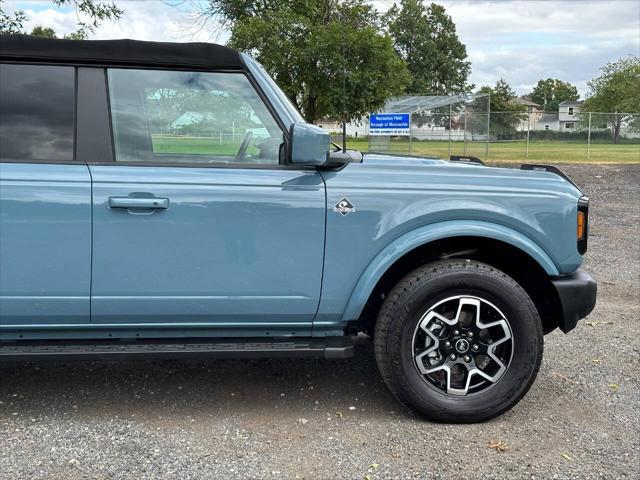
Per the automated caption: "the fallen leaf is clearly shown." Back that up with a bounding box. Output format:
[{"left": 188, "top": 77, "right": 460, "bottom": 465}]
[
  {"left": 552, "top": 372, "right": 576, "bottom": 384},
  {"left": 561, "top": 453, "right": 573, "bottom": 461},
  {"left": 369, "top": 463, "right": 379, "bottom": 470},
  {"left": 363, "top": 475, "right": 372, "bottom": 480},
  {"left": 488, "top": 440, "right": 508, "bottom": 453},
  {"left": 586, "top": 321, "right": 614, "bottom": 327},
  {"left": 591, "top": 358, "right": 601, "bottom": 363},
  {"left": 335, "top": 411, "right": 344, "bottom": 419},
  {"left": 608, "top": 383, "right": 620, "bottom": 391}
]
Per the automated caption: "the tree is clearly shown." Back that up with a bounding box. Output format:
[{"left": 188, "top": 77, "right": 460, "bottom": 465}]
[
  {"left": 583, "top": 56, "right": 640, "bottom": 142},
  {"left": 200, "top": 0, "right": 410, "bottom": 123},
  {"left": 478, "top": 79, "right": 526, "bottom": 137},
  {"left": 530, "top": 78, "right": 579, "bottom": 112},
  {"left": 386, "top": 0, "right": 472, "bottom": 94},
  {"left": 30, "top": 26, "right": 58, "bottom": 38},
  {"left": 0, "top": 0, "right": 122, "bottom": 37}
]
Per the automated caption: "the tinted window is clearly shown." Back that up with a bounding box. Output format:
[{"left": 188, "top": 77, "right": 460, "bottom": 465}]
[
  {"left": 0, "top": 64, "right": 75, "bottom": 161},
  {"left": 107, "top": 69, "right": 284, "bottom": 165}
]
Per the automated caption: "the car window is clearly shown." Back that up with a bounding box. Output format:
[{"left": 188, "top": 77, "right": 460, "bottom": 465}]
[
  {"left": 0, "top": 64, "right": 75, "bottom": 161},
  {"left": 107, "top": 69, "right": 284, "bottom": 166}
]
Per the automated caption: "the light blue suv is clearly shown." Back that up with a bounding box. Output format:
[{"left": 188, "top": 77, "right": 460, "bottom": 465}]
[{"left": 0, "top": 35, "right": 596, "bottom": 422}]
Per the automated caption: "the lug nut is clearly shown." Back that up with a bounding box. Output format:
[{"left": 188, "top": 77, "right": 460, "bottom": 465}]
[
  {"left": 444, "top": 341, "right": 451, "bottom": 348},
  {"left": 449, "top": 354, "right": 456, "bottom": 361},
  {"left": 467, "top": 331, "right": 474, "bottom": 338},
  {"left": 463, "top": 355, "right": 471, "bottom": 363},
  {"left": 472, "top": 344, "right": 479, "bottom": 351},
  {"left": 454, "top": 330, "right": 460, "bottom": 336}
]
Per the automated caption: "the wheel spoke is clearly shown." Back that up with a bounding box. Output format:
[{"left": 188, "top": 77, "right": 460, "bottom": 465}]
[{"left": 412, "top": 295, "right": 514, "bottom": 396}]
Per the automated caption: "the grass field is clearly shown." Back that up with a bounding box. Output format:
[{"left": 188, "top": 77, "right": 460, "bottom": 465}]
[
  {"left": 348, "top": 139, "right": 640, "bottom": 163},
  {"left": 151, "top": 135, "right": 639, "bottom": 163}
]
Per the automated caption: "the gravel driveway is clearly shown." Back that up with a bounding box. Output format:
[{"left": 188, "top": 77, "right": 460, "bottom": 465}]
[{"left": 1, "top": 163, "right": 638, "bottom": 480}]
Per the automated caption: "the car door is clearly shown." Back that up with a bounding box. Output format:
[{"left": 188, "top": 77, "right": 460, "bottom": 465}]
[
  {"left": 0, "top": 63, "right": 91, "bottom": 329},
  {"left": 87, "top": 67, "right": 325, "bottom": 336}
]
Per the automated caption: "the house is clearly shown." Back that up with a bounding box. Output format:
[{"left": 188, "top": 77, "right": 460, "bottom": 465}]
[
  {"left": 513, "top": 97, "right": 543, "bottom": 132},
  {"left": 536, "top": 113, "right": 560, "bottom": 132},
  {"left": 558, "top": 100, "right": 583, "bottom": 131}
]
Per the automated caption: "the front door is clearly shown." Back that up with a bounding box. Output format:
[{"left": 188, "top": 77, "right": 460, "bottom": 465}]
[{"left": 89, "top": 67, "right": 325, "bottom": 335}]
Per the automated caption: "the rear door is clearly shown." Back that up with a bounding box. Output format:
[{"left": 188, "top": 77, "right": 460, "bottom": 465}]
[
  {"left": 0, "top": 63, "right": 91, "bottom": 328},
  {"left": 87, "top": 67, "right": 325, "bottom": 335}
]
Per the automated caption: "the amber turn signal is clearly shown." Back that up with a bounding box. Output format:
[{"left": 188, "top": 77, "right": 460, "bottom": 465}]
[{"left": 577, "top": 211, "right": 586, "bottom": 240}]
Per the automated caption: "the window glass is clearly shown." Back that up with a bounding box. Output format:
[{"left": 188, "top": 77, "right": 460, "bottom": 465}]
[
  {"left": 0, "top": 64, "right": 75, "bottom": 161},
  {"left": 107, "top": 69, "right": 284, "bottom": 165}
]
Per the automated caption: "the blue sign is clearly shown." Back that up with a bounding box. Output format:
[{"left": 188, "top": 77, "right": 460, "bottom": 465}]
[{"left": 369, "top": 113, "right": 411, "bottom": 136}]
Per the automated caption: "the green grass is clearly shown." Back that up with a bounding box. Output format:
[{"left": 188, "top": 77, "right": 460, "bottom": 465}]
[
  {"left": 151, "top": 134, "right": 258, "bottom": 156},
  {"left": 348, "top": 139, "right": 640, "bottom": 164},
  {"left": 151, "top": 134, "right": 639, "bottom": 164}
]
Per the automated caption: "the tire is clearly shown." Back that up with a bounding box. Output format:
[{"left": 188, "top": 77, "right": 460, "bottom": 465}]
[{"left": 374, "top": 259, "right": 543, "bottom": 423}]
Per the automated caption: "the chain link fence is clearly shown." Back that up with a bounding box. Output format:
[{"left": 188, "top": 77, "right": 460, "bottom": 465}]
[{"left": 352, "top": 107, "right": 639, "bottom": 163}]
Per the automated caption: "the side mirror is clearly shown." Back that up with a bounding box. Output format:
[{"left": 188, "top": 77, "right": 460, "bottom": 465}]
[{"left": 289, "top": 122, "right": 330, "bottom": 166}]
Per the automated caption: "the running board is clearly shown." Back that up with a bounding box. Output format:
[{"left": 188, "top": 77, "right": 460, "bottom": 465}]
[{"left": 0, "top": 337, "right": 354, "bottom": 362}]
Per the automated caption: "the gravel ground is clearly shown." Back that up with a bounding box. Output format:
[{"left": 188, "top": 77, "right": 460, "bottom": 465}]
[{"left": 1, "top": 163, "right": 639, "bottom": 480}]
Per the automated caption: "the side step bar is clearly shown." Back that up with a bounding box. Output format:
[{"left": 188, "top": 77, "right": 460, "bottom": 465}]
[{"left": 0, "top": 337, "right": 355, "bottom": 362}]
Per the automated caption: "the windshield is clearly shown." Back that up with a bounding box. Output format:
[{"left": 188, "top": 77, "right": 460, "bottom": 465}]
[{"left": 241, "top": 53, "right": 305, "bottom": 127}]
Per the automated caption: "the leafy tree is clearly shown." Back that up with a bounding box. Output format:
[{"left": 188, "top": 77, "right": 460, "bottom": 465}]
[
  {"left": 530, "top": 78, "right": 579, "bottom": 112},
  {"left": 583, "top": 56, "right": 640, "bottom": 142},
  {"left": 30, "top": 26, "right": 58, "bottom": 38},
  {"left": 0, "top": 0, "right": 122, "bottom": 37},
  {"left": 386, "top": 0, "right": 472, "bottom": 94},
  {"left": 0, "top": 1, "right": 26, "bottom": 34},
  {"left": 200, "top": 0, "right": 409, "bottom": 123},
  {"left": 477, "top": 79, "right": 526, "bottom": 137}
]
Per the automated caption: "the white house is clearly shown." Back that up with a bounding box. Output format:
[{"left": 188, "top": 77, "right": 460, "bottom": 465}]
[
  {"left": 558, "top": 100, "right": 583, "bottom": 131},
  {"left": 536, "top": 113, "right": 560, "bottom": 132}
]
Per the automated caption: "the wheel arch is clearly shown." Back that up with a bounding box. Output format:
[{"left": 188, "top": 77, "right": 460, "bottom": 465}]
[{"left": 342, "top": 221, "right": 563, "bottom": 335}]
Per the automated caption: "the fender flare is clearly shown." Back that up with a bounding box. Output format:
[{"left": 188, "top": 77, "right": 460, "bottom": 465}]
[{"left": 341, "top": 220, "right": 559, "bottom": 322}]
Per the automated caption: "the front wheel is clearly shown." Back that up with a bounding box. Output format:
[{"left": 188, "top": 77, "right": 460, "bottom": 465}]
[{"left": 374, "top": 260, "right": 543, "bottom": 422}]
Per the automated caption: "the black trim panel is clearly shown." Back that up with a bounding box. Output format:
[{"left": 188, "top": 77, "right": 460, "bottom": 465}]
[
  {"left": 551, "top": 269, "right": 597, "bottom": 333},
  {"left": 76, "top": 67, "right": 114, "bottom": 162},
  {"left": 0, "top": 337, "right": 354, "bottom": 361}
]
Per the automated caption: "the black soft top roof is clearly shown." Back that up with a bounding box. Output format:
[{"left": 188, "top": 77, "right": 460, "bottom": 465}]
[{"left": 0, "top": 34, "right": 245, "bottom": 70}]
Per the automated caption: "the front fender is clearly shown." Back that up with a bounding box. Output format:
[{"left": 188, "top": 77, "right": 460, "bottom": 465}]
[{"left": 340, "top": 220, "right": 559, "bottom": 322}]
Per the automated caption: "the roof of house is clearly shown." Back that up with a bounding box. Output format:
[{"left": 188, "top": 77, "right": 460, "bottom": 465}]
[
  {"left": 0, "top": 34, "right": 244, "bottom": 70},
  {"left": 559, "top": 100, "right": 584, "bottom": 106},
  {"left": 539, "top": 113, "right": 559, "bottom": 123},
  {"left": 513, "top": 97, "right": 540, "bottom": 107}
]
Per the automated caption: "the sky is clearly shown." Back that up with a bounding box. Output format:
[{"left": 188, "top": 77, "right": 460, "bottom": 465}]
[{"left": 5, "top": 0, "right": 640, "bottom": 97}]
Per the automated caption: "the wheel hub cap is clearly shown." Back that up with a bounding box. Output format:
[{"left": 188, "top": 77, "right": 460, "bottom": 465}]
[
  {"left": 454, "top": 338, "right": 470, "bottom": 353},
  {"left": 412, "top": 295, "right": 514, "bottom": 396}
]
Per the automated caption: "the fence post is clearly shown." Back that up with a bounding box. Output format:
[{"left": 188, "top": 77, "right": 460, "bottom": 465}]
[
  {"left": 486, "top": 110, "right": 490, "bottom": 158},
  {"left": 587, "top": 112, "right": 592, "bottom": 160},
  {"left": 409, "top": 112, "right": 412, "bottom": 155},
  {"left": 463, "top": 112, "right": 467, "bottom": 155},
  {"left": 448, "top": 103, "right": 452, "bottom": 157},
  {"left": 526, "top": 111, "right": 530, "bottom": 158}
]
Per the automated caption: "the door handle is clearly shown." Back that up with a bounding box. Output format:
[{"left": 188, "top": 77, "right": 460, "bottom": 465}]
[{"left": 108, "top": 197, "right": 169, "bottom": 209}]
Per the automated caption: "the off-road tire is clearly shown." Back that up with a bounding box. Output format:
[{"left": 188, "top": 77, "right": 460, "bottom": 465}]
[{"left": 374, "top": 259, "right": 543, "bottom": 422}]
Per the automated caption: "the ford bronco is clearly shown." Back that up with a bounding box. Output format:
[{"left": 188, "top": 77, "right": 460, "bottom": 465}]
[{"left": 0, "top": 35, "right": 596, "bottom": 422}]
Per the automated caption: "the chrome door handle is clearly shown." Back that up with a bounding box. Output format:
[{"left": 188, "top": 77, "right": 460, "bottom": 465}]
[{"left": 108, "top": 197, "right": 169, "bottom": 209}]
